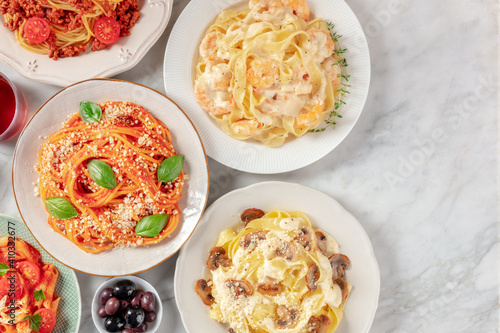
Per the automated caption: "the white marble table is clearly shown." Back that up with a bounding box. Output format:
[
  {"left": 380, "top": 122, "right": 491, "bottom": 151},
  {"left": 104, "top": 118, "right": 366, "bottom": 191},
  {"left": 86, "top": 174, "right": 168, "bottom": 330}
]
[{"left": 0, "top": 0, "right": 498, "bottom": 332}]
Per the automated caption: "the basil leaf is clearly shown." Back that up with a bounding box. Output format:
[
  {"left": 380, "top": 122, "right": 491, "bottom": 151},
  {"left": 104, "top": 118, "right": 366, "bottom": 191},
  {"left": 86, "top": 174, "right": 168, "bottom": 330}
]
[
  {"left": 45, "top": 197, "right": 79, "bottom": 219},
  {"left": 34, "top": 289, "right": 46, "bottom": 301},
  {"left": 135, "top": 214, "right": 169, "bottom": 237},
  {"left": 79, "top": 101, "right": 102, "bottom": 124},
  {"left": 23, "top": 314, "right": 42, "bottom": 332},
  {"left": 157, "top": 155, "right": 184, "bottom": 183},
  {"left": 0, "top": 263, "right": 9, "bottom": 276},
  {"left": 87, "top": 159, "right": 117, "bottom": 189}
]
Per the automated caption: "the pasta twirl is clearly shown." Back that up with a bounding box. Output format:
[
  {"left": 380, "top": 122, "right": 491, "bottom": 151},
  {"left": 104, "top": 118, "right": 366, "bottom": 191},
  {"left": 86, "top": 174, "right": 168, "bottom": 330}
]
[
  {"left": 194, "top": 0, "right": 345, "bottom": 147},
  {"left": 196, "top": 210, "right": 351, "bottom": 333}
]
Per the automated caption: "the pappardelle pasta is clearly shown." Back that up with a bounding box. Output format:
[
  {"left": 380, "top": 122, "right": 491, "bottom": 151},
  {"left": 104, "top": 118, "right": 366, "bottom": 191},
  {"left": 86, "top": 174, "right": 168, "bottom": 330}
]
[
  {"left": 195, "top": 209, "right": 351, "bottom": 333},
  {"left": 194, "top": 0, "right": 345, "bottom": 147},
  {"left": 0, "top": 237, "right": 59, "bottom": 333}
]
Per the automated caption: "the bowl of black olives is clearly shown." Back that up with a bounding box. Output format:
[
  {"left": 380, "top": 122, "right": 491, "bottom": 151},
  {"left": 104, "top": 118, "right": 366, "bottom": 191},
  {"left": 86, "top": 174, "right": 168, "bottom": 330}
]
[{"left": 92, "top": 276, "right": 162, "bottom": 333}]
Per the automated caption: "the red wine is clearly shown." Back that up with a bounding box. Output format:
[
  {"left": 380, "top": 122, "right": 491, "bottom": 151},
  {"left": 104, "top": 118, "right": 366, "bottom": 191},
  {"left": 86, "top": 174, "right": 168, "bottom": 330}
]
[{"left": 0, "top": 77, "right": 16, "bottom": 135}]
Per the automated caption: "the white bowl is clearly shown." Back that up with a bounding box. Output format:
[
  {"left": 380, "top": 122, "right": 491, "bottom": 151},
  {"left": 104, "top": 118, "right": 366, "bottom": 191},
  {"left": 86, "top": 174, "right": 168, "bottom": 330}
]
[
  {"left": 12, "top": 78, "right": 209, "bottom": 276},
  {"left": 92, "top": 276, "right": 163, "bottom": 333}
]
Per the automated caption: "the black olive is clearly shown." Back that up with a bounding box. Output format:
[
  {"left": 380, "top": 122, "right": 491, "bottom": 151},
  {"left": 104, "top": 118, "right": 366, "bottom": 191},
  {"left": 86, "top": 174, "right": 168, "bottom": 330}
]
[
  {"left": 103, "top": 315, "right": 126, "bottom": 332},
  {"left": 113, "top": 280, "right": 136, "bottom": 300},
  {"left": 125, "top": 307, "right": 145, "bottom": 328}
]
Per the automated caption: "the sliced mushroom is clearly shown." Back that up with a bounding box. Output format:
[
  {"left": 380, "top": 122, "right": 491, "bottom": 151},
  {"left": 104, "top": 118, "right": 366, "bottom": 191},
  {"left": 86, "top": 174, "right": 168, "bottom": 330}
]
[
  {"left": 228, "top": 329, "right": 235, "bottom": 333},
  {"left": 257, "top": 278, "right": 282, "bottom": 296},
  {"left": 335, "top": 278, "right": 350, "bottom": 302},
  {"left": 225, "top": 279, "right": 254, "bottom": 297},
  {"left": 206, "top": 247, "right": 232, "bottom": 271},
  {"left": 328, "top": 253, "right": 350, "bottom": 280},
  {"left": 295, "top": 226, "right": 316, "bottom": 251},
  {"left": 307, "top": 314, "right": 331, "bottom": 333},
  {"left": 315, "top": 231, "right": 328, "bottom": 256},
  {"left": 276, "top": 242, "right": 299, "bottom": 261},
  {"left": 239, "top": 231, "right": 266, "bottom": 251},
  {"left": 194, "top": 279, "right": 215, "bottom": 306},
  {"left": 240, "top": 208, "right": 265, "bottom": 225},
  {"left": 305, "top": 264, "right": 320, "bottom": 292},
  {"left": 275, "top": 305, "right": 299, "bottom": 328}
]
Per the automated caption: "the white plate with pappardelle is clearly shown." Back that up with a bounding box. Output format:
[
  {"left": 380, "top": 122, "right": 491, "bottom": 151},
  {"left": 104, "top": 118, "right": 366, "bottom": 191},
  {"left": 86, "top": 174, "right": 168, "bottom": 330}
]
[
  {"left": 164, "top": 0, "right": 370, "bottom": 174},
  {"left": 175, "top": 181, "right": 380, "bottom": 333},
  {"left": 0, "top": 0, "right": 172, "bottom": 86},
  {"left": 12, "top": 78, "right": 209, "bottom": 276}
]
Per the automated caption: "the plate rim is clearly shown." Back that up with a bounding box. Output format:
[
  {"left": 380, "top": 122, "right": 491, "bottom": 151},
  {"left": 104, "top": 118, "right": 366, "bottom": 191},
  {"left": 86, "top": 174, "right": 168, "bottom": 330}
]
[
  {"left": 164, "top": 0, "right": 371, "bottom": 174},
  {"left": 0, "top": 213, "right": 82, "bottom": 333},
  {"left": 174, "top": 181, "right": 380, "bottom": 333},
  {"left": 11, "top": 78, "right": 210, "bottom": 276},
  {"left": 0, "top": 0, "right": 174, "bottom": 86}
]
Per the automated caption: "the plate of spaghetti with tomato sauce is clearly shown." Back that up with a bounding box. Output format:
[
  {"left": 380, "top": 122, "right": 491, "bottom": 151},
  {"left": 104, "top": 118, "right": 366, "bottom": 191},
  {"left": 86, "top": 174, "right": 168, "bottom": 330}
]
[
  {"left": 12, "top": 78, "right": 209, "bottom": 276},
  {"left": 0, "top": 214, "right": 81, "bottom": 333},
  {"left": 0, "top": 0, "right": 173, "bottom": 86}
]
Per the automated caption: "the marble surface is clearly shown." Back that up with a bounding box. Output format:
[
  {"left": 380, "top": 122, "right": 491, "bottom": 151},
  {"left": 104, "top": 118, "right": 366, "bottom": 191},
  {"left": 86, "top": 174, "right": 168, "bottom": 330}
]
[{"left": 0, "top": 0, "right": 498, "bottom": 332}]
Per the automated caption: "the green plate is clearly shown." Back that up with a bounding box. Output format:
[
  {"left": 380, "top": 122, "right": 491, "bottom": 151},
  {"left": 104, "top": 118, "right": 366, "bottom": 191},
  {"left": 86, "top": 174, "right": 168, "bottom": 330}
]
[{"left": 0, "top": 214, "right": 81, "bottom": 333}]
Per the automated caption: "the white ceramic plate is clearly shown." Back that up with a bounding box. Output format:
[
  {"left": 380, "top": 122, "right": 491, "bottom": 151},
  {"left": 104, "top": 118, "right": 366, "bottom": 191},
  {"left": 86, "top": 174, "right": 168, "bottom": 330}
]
[
  {"left": 175, "top": 181, "right": 380, "bottom": 333},
  {"left": 0, "top": 0, "right": 172, "bottom": 87},
  {"left": 12, "top": 79, "right": 209, "bottom": 276},
  {"left": 164, "top": 0, "right": 370, "bottom": 174},
  {"left": 0, "top": 214, "right": 82, "bottom": 333}
]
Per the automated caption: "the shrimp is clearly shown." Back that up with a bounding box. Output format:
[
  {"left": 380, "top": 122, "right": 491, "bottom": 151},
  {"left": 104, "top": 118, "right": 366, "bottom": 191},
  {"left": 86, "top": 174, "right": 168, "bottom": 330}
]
[
  {"left": 231, "top": 119, "right": 262, "bottom": 136},
  {"left": 292, "top": 65, "right": 312, "bottom": 95},
  {"left": 195, "top": 63, "right": 235, "bottom": 115},
  {"left": 294, "top": 99, "right": 325, "bottom": 128},
  {"left": 251, "top": 0, "right": 310, "bottom": 21},
  {"left": 199, "top": 31, "right": 222, "bottom": 62},
  {"left": 307, "top": 28, "right": 335, "bottom": 62},
  {"left": 322, "top": 57, "right": 341, "bottom": 89},
  {"left": 246, "top": 57, "right": 280, "bottom": 90}
]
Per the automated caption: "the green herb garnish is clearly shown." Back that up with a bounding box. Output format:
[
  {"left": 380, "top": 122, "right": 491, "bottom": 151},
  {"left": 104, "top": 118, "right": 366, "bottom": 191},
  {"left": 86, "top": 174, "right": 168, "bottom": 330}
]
[
  {"left": 45, "top": 197, "right": 79, "bottom": 220},
  {"left": 79, "top": 101, "right": 102, "bottom": 124},
  {"left": 23, "top": 314, "right": 42, "bottom": 332},
  {"left": 157, "top": 155, "right": 184, "bottom": 183},
  {"left": 135, "top": 214, "right": 169, "bottom": 237},
  {"left": 0, "top": 263, "right": 9, "bottom": 276},
  {"left": 34, "top": 289, "right": 46, "bottom": 302},
  {"left": 87, "top": 159, "right": 117, "bottom": 189}
]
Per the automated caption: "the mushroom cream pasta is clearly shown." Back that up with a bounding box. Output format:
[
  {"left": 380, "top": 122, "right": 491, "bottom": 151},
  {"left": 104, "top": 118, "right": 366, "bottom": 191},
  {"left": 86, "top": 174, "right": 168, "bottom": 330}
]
[
  {"left": 194, "top": 0, "right": 345, "bottom": 147},
  {"left": 195, "top": 209, "right": 351, "bottom": 333}
]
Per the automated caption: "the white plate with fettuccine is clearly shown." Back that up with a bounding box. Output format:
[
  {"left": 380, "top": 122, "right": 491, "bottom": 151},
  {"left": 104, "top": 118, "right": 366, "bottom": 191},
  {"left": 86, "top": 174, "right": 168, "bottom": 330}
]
[
  {"left": 175, "top": 181, "right": 380, "bottom": 333},
  {"left": 164, "top": 0, "right": 370, "bottom": 174}
]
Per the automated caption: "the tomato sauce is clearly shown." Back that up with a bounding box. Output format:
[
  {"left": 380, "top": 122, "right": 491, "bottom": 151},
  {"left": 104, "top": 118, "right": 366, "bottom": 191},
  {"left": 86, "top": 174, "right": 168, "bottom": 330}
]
[{"left": 0, "top": 77, "right": 16, "bottom": 135}]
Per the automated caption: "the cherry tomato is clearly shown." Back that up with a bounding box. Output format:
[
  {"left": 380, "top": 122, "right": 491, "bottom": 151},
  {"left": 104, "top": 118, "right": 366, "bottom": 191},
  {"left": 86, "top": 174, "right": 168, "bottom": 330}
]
[
  {"left": 94, "top": 17, "right": 120, "bottom": 44},
  {"left": 35, "top": 308, "right": 56, "bottom": 333},
  {"left": 23, "top": 17, "right": 51, "bottom": 44},
  {"left": 0, "top": 272, "right": 25, "bottom": 301},
  {"left": 17, "top": 261, "right": 41, "bottom": 286}
]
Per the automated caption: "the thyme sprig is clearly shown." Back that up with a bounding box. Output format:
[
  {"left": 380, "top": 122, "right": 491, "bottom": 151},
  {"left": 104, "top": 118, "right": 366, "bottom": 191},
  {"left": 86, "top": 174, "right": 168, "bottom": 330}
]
[{"left": 311, "top": 22, "right": 350, "bottom": 133}]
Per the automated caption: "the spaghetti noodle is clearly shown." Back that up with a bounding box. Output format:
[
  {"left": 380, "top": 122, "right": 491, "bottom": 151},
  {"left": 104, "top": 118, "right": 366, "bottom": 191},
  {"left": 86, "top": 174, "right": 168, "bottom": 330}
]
[
  {"left": 35, "top": 101, "right": 184, "bottom": 253},
  {"left": 0, "top": 237, "right": 59, "bottom": 333},
  {"left": 0, "top": 0, "right": 140, "bottom": 60}
]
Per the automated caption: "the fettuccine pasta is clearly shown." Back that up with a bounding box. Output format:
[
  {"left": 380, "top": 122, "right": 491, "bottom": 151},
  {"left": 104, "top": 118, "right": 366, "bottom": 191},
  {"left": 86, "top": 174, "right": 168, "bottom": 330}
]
[
  {"left": 194, "top": 0, "right": 344, "bottom": 147},
  {"left": 195, "top": 209, "right": 351, "bottom": 333}
]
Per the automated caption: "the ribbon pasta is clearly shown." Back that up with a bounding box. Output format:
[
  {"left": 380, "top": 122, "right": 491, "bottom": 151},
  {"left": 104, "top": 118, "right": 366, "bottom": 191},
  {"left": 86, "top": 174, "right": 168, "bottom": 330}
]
[
  {"left": 194, "top": 0, "right": 343, "bottom": 147},
  {"left": 197, "top": 210, "right": 351, "bottom": 333}
]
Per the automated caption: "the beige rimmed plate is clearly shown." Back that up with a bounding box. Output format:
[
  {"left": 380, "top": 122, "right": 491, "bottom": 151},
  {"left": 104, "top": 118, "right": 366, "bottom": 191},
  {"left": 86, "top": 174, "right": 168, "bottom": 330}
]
[
  {"left": 164, "top": 0, "right": 370, "bottom": 174},
  {"left": 12, "top": 78, "right": 209, "bottom": 276},
  {"left": 175, "top": 181, "right": 380, "bottom": 333},
  {"left": 0, "top": 0, "right": 173, "bottom": 86}
]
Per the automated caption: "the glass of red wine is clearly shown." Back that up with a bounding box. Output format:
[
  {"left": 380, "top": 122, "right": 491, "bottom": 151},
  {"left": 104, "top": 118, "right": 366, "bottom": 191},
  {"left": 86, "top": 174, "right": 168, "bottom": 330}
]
[{"left": 0, "top": 72, "right": 27, "bottom": 142}]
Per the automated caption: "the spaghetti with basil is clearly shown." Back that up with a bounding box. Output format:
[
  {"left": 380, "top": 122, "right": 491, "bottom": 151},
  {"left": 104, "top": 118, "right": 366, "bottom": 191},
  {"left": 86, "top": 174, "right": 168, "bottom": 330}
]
[{"left": 35, "top": 101, "right": 184, "bottom": 253}]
